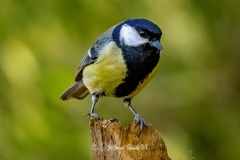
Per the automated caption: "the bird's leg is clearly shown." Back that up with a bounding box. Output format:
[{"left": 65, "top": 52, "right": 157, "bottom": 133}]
[
  {"left": 89, "top": 93, "right": 100, "bottom": 118},
  {"left": 124, "top": 99, "right": 146, "bottom": 131}
]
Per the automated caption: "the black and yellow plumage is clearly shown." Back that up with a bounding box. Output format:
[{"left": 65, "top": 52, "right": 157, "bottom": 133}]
[{"left": 60, "top": 18, "right": 163, "bottom": 130}]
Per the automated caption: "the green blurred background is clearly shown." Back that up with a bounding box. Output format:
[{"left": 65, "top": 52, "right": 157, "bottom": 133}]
[{"left": 0, "top": 0, "right": 239, "bottom": 159}]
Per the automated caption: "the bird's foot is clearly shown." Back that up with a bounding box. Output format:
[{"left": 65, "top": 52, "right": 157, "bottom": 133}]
[
  {"left": 134, "top": 114, "right": 146, "bottom": 131},
  {"left": 87, "top": 113, "right": 99, "bottom": 119}
]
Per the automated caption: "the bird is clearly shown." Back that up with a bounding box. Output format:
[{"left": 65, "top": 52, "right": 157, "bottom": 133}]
[{"left": 60, "top": 18, "right": 163, "bottom": 130}]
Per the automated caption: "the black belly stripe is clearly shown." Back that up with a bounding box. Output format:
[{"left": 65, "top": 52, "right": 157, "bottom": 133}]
[{"left": 115, "top": 46, "right": 160, "bottom": 97}]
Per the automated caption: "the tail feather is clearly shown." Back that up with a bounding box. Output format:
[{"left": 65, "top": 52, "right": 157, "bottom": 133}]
[{"left": 60, "top": 80, "right": 89, "bottom": 100}]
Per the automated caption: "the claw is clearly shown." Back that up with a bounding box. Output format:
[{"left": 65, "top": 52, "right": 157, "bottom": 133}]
[
  {"left": 87, "top": 93, "right": 100, "bottom": 119},
  {"left": 123, "top": 99, "right": 147, "bottom": 131},
  {"left": 134, "top": 114, "right": 146, "bottom": 131},
  {"left": 87, "top": 113, "right": 99, "bottom": 119}
]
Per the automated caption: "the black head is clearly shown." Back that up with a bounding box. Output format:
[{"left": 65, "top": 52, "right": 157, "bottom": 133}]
[{"left": 112, "top": 18, "right": 162, "bottom": 51}]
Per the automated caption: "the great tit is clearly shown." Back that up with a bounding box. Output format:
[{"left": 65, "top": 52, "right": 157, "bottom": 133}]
[{"left": 60, "top": 18, "right": 163, "bottom": 130}]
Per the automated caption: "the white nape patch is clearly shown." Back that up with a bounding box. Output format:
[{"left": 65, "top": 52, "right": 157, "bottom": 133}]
[{"left": 120, "top": 25, "right": 149, "bottom": 47}]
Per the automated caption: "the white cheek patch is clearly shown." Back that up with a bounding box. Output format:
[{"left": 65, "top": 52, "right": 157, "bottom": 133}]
[{"left": 120, "top": 25, "right": 149, "bottom": 47}]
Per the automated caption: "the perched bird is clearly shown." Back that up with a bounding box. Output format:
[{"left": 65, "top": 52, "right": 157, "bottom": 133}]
[{"left": 60, "top": 18, "right": 163, "bottom": 130}]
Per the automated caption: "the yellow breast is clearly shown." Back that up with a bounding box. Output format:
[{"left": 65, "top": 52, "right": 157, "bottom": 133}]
[{"left": 82, "top": 42, "right": 127, "bottom": 96}]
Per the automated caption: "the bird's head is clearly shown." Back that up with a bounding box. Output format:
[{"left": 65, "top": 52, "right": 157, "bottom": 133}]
[{"left": 113, "top": 18, "right": 163, "bottom": 52}]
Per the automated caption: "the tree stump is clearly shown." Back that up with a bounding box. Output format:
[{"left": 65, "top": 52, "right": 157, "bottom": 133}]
[{"left": 89, "top": 117, "right": 171, "bottom": 160}]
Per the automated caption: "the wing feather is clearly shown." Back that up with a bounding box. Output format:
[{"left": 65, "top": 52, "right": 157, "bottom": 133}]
[{"left": 74, "top": 26, "right": 115, "bottom": 82}]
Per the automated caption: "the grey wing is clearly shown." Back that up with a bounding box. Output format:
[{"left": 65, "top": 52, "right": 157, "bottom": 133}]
[
  {"left": 75, "top": 26, "right": 115, "bottom": 81},
  {"left": 60, "top": 26, "right": 115, "bottom": 101},
  {"left": 74, "top": 50, "right": 97, "bottom": 81}
]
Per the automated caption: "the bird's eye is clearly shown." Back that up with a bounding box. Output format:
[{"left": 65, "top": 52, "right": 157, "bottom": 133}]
[{"left": 139, "top": 30, "right": 148, "bottom": 38}]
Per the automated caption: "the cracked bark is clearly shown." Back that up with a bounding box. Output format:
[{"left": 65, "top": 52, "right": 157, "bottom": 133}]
[{"left": 89, "top": 117, "right": 171, "bottom": 160}]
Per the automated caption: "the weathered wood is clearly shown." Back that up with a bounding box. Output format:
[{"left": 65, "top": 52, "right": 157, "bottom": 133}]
[{"left": 89, "top": 117, "right": 171, "bottom": 160}]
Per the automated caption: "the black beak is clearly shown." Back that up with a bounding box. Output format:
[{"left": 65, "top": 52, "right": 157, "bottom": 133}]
[{"left": 150, "top": 40, "right": 163, "bottom": 51}]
